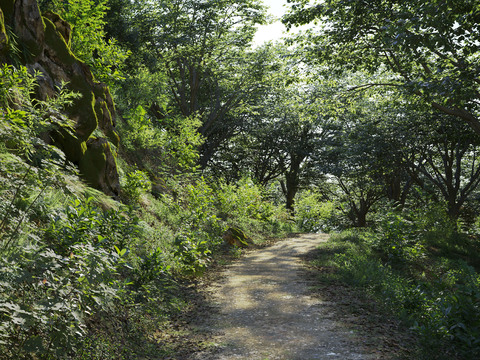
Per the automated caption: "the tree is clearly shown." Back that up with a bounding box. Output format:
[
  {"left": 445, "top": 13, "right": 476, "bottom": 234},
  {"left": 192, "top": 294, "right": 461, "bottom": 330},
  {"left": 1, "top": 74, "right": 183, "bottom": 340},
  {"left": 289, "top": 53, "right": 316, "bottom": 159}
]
[
  {"left": 399, "top": 111, "right": 480, "bottom": 221},
  {"left": 283, "top": 0, "right": 480, "bottom": 135},
  {"left": 316, "top": 74, "right": 421, "bottom": 227},
  {"left": 209, "top": 46, "right": 339, "bottom": 211},
  {"left": 108, "top": 0, "right": 269, "bottom": 167},
  {"left": 322, "top": 109, "right": 388, "bottom": 227}
]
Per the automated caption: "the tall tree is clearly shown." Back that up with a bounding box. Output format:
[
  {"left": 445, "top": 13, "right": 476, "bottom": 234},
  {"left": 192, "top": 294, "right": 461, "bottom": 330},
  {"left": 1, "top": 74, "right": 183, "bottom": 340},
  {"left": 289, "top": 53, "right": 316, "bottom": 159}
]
[
  {"left": 399, "top": 111, "right": 480, "bottom": 220},
  {"left": 111, "top": 0, "right": 269, "bottom": 167},
  {"left": 210, "top": 46, "right": 339, "bottom": 210},
  {"left": 284, "top": 0, "right": 480, "bottom": 134}
]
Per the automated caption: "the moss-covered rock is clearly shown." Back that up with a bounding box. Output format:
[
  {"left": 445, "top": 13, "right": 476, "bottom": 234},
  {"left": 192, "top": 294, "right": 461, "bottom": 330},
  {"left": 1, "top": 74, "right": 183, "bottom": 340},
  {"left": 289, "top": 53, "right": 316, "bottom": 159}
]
[
  {"left": 42, "top": 11, "right": 70, "bottom": 47},
  {"left": 42, "top": 16, "right": 76, "bottom": 67},
  {"left": 79, "top": 137, "right": 120, "bottom": 195},
  {"left": 0, "top": 8, "right": 8, "bottom": 60},
  {"left": 0, "top": 0, "right": 121, "bottom": 196},
  {"left": 222, "top": 227, "right": 254, "bottom": 248},
  {"left": 49, "top": 126, "right": 87, "bottom": 164}
]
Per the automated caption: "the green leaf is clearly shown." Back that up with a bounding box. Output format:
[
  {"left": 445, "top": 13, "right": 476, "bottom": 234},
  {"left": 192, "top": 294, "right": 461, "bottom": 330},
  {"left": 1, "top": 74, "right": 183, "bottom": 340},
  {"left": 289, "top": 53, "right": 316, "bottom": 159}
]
[{"left": 23, "top": 335, "right": 44, "bottom": 353}]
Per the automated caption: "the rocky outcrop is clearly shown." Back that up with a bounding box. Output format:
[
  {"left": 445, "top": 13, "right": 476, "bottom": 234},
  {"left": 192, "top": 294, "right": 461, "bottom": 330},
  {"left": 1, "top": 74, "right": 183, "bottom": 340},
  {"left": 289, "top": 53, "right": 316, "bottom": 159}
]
[
  {"left": 0, "top": 0, "right": 120, "bottom": 195},
  {"left": 222, "top": 227, "right": 254, "bottom": 248},
  {"left": 0, "top": 9, "right": 8, "bottom": 62}
]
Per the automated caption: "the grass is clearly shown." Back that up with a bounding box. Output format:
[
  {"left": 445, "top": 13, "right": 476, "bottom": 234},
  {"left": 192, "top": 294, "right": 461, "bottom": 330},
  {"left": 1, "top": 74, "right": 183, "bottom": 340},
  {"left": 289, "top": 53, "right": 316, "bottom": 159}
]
[
  {"left": 304, "top": 228, "right": 480, "bottom": 360},
  {"left": 301, "top": 233, "right": 419, "bottom": 359}
]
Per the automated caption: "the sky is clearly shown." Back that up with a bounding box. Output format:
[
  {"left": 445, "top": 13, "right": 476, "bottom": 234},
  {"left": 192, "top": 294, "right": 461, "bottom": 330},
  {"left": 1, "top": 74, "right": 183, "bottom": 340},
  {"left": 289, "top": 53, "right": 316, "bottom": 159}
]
[
  {"left": 253, "top": 0, "right": 313, "bottom": 47},
  {"left": 253, "top": 0, "right": 290, "bottom": 46}
]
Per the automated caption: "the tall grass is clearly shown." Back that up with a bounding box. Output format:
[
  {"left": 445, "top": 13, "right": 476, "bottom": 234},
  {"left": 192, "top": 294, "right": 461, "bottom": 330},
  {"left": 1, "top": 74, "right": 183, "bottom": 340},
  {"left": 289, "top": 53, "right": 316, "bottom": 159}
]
[{"left": 312, "top": 220, "right": 480, "bottom": 359}]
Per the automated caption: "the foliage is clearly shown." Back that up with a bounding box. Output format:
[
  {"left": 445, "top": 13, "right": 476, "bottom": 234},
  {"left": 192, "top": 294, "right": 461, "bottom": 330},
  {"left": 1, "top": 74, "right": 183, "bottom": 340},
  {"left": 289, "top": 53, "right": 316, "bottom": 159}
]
[
  {"left": 283, "top": 0, "right": 480, "bottom": 134},
  {"left": 215, "top": 177, "right": 292, "bottom": 236},
  {"left": 122, "top": 169, "right": 151, "bottom": 202},
  {"left": 0, "top": 64, "right": 80, "bottom": 250},
  {"left": 40, "top": 0, "right": 130, "bottom": 86},
  {"left": 0, "top": 63, "right": 164, "bottom": 359},
  {"left": 216, "top": 178, "right": 274, "bottom": 222},
  {"left": 44, "top": 198, "right": 140, "bottom": 255},
  {"left": 0, "top": 198, "right": 135, "bottom": 359},
  {"left": 209, "top": 45, "right": 339, "bottom": 210},
  {"left": 172, "top": 234, "right": 212, "bottom": 275},
  {"left": 109, "top": 0, "right": 270, "bottom": 166},
  {"left": 113, "top": 65, "right": 170, "bottom": 112},
  {"left": 367, "top": 209, "right": 425, "bottom": 264},
  {"left": 295, "top": 191, "right": 340, "bottom": 232},
  {"left": 117, "top": 105, "right": 203, "bottom": 176},
  {"left": 153, "top": 176, "right": 292, "bottom": 275},
  {"left": 318, "top": 218, "right": 480, "bottom": 358},
  {"left": 0, "top": 64, "right": 79, "bottom": 146},
  {"left": 404, "top": 112, "right": 480, "bottom": 220}
]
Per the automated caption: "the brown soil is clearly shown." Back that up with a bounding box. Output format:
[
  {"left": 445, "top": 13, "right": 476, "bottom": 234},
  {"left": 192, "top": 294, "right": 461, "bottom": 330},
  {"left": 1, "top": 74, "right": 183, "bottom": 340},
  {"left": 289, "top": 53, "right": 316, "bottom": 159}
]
[{"left": 184, "top": 233, "right": 414, "bottom": 360}]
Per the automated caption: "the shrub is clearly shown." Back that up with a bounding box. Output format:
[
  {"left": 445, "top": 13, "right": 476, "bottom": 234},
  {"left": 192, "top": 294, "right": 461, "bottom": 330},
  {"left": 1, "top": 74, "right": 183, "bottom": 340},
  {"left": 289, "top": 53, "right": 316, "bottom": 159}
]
[
  {"left": 117, "top": 106, "right": 203, "bottom": 176},
  {"left": 172, "top": 234, "right": 212, "bottom": 275},
  {"left": 368, "top": 210, "right": 425, "bottom": 264},
  {"left": 295, "top": 191, "right": 341, "bottom": 232},
  {"left": 0, "top": 195, "right": 147, "bottom": 359},
  {"left": 215, "top": 178, "right": 290, "bottom": 236},
  {"left": 122, "top": 169, "right": 151, "bottom": 202},
  {"left": 0, "top": 238, "right": 125, "bottom": 359},
  {"left": 44, "top": 198, "right": 141, "bottom": 254},
  {"left": 329, "top": 230, "right": 480, "bottom": 359},
  {"left": 412, "top": 262, "right": 480, "bottom": 359}
]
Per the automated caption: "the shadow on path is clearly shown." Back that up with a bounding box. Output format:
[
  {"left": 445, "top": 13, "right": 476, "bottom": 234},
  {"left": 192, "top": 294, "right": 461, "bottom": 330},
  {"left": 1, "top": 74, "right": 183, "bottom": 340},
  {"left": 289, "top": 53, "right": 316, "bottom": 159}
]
[{"left": 190, "top": 234, "right": 376, "bottom": 360}]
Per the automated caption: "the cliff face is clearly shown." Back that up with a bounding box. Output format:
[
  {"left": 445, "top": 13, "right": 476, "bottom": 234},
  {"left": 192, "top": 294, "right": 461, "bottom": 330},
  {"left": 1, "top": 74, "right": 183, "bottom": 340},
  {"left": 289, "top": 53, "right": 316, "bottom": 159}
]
[{"left": 0, "top": 0, "right": 120, "bottom": 196}]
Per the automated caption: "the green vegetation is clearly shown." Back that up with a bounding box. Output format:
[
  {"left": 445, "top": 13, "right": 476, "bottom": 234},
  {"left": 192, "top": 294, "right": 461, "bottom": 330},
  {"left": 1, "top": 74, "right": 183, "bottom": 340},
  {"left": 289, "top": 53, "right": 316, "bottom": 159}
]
[
  {"left": 40, "top": 0, "right": 129, "bottom": 85},
  {"left": 307, "top": 219, "right": 480, "bottom": 359},
  {"left": 0, "top": 63, "right": 292, "bottom": 359},
  {"left": 2, "top": 0, "right": 480, "bottom": 358}
]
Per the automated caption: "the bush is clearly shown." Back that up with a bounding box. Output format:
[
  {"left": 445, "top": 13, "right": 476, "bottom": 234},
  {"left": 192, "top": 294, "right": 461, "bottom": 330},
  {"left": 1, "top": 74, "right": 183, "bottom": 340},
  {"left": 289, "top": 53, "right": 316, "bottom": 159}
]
[
  {"left": 122, "top": 169, "right": 151, "bottom": 202},
  {"left": 0, "top": 233, "right": 126, "bottom": 359},
  {"left": 215, "top": 178, "right": 291, "bottom": 236},
  {"left": 44, "top": 198, "right": 141, "bottom": 254},
  {"left": 117, "top": 106, "right": 203, "bottom": 176},
  {"left": 172, "top": 234, "right": 212, "bottom": 275},
  {"left": 295, "top": 191, "right": 341, "bottom": 232},
  {"left": 328, "top": 230, "right": 480, "bottom": 359},
  {"left": 412, "top": 262, "right": 480, "bottom": 359},
  {"left": 0, "top": 193, "right": 156, "bottom": 359},
  {"left": 216, "top": 178, "right": 274, "bottom": 221},
  {"left": 368, "top": 210, "right": 426, "bottom": 264}
]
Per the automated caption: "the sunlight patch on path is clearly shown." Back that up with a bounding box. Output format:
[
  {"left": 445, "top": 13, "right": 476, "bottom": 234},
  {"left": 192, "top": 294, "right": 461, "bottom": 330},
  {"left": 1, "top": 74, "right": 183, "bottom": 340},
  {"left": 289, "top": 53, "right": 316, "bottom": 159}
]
[{"left": 192, "top": 234, "right": 376, "bottom": 360}]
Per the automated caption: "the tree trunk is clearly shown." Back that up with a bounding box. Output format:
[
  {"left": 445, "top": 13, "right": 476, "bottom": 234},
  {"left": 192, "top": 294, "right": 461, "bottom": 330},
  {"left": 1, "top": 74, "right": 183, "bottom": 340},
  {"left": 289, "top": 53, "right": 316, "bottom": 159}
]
[
  {"left": 284, "top": 156, "right": 303, "bottom": 212},
  {"left": 285, "top": 174, "right": 297, "bottom": 212}
]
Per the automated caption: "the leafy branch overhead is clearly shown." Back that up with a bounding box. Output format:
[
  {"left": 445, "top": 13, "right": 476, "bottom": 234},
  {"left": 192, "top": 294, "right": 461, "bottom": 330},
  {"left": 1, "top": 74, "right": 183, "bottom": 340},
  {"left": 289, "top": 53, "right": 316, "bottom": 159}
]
[{"left": 283, "top": 0, "right": 480, "bottom": 134}]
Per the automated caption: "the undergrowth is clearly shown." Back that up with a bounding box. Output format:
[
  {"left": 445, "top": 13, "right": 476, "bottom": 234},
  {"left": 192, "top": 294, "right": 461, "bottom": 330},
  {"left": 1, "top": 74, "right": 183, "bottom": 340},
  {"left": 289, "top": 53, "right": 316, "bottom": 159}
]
[
  {"left": 0, "top": 64, "right": 294, "bottom": 359},
  {"left": 310, "top": 208, "right": 480, "bottom": 359}
]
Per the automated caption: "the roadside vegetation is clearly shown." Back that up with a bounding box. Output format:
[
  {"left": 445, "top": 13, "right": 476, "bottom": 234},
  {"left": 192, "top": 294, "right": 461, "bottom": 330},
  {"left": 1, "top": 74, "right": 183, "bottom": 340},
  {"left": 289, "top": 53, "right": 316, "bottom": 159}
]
[
  {"left": 2, "top": 0, "right": 480, "bottom": 359},
  {"left": 297, "top": 197, "right": 480, "bottom": 359}
]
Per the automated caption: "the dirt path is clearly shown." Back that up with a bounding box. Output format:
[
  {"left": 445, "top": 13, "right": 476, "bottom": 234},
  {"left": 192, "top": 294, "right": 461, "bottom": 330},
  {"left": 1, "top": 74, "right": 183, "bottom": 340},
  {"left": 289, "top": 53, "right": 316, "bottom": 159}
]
[{"left": 191, "top": 233, "right": 377, "bottom": 360}]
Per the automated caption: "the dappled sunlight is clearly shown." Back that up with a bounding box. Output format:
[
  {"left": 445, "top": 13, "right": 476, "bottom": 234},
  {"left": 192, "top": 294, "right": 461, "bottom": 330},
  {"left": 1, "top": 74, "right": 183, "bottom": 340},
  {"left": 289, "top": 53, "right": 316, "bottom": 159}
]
[{"left": 193, "top": 234, "right": 371, "bottom": 360}]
